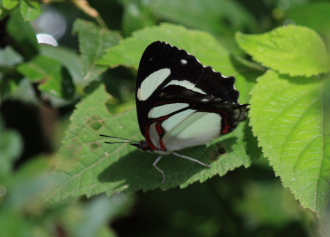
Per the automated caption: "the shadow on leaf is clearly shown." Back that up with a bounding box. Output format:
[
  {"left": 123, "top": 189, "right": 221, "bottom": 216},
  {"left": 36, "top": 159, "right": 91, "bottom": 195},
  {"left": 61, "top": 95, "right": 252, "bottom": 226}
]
[{"left": 97, "top": 137, "right": 238, "bottom": 192}]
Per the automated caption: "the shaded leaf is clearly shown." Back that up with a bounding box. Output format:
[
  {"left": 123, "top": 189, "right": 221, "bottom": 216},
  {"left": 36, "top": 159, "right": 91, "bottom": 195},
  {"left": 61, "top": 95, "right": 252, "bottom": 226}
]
[
  {"left": 17, "top": 55, "right": 75, "bottom": 99},
  {"left": 121, "top": 0, "right": 157, "bottom": 36},
  {"left": 151, "top": 0, "right": 258, "bottom": 54},
  {"left": 250, "top": 70, "right": 330, "bottom": 214},
  {"left": 0, "top": 118, "right": 23, "bottom": 178},
  {"left": 7, "top": 9, "right": 39, "bottom": 60},
  {"left": 152, "top": 0, "right": 258, "bottom": 36},
  {"left": 0, "top": 47, "right": 23, "bottom": 66},
  {"left": 40, "top": 45, "right": 84, "bottom": 94},
  {"left": 73, "top": 19, "right": 121, "bottom": 83},
  {"left": 17, "top": 55, "right": 62, "bottom": 82},
  {"left": 236, "top": 25, "right": 330, "bottom": 76},
  {"left": 286, "top": 2, "right": 330, "bottom": 36},
  {"left": 38, "top": 66, "right": 75, "bottom": 100}
]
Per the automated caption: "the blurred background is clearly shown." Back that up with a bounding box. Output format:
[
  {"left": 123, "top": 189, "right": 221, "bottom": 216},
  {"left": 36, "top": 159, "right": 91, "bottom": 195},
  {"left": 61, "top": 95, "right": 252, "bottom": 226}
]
[{"left": 1, "top": 0, "right": 327, "bottom": 236}]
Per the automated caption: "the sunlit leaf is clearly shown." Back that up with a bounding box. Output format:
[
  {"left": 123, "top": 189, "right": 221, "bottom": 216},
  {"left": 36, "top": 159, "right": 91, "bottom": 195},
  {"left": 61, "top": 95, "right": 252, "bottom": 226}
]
[
  {"left": 250, "top": 70, "right": 330, "bottom": 214},
  {"left": 20, "top": 0, "right": 42, "bottom": 21},
  {"left": 3, "top": 0, "right": 19, "bottom": 10},
  {"left": 236, "top": 25, "right": 330, "bottom": 76}
]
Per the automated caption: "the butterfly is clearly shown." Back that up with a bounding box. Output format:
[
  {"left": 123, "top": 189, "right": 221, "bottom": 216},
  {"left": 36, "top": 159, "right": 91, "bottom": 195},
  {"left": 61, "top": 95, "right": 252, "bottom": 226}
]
[{"left": 101, "top": 41, "right": 248, "bottom": 183}]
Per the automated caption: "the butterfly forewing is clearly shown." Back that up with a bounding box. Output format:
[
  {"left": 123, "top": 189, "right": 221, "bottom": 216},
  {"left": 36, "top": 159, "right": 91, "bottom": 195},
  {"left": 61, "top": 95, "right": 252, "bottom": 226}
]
[{"left": 136, "top": 41, "right": 204, "bottom": 135}]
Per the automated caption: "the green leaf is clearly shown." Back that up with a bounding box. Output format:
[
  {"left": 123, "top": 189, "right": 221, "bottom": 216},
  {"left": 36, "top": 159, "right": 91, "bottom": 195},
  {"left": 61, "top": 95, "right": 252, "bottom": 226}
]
[
  {"left": 3, "top": 0, "right": 19, "bottom": 10},
  {"left": 17, "top": 55, "right": 75, "bottom": 99},
  {"left": 250, "top": 70, "right": 330, "bottom": 214},
  {"left": 121, "top": 0, "right": 157, "bottom": 36},
  {"left": 43, "top": 85, "right": 252, "bottom": 204},
  {"left": 0, "top": 118, "right": 23, "bottom": 178},
  {"left": 38, "top": 66, "right": 75, "bottom": 100},
  {"left": 237, "top": 181, "right": 302, "bottom": 227},
  {"left": 40, "top": 45, "right": 85, "bottom": 94},
  {"left": 0, "top": 47, "right": 24, "bottom": 66},
  {"left": 17, "top": 55, "right": 62, "bottom": 82},
  {"left": 99, "top": 23, "right": 237, "bottom": 76},
  {"left": 151, "top": 0, "right": 258, "bottom": 54},
  {"left": 236, "top": 25, "right": 330, "bottom": 76},
  {"left": 20, "top": 0, "right": 42, "bottom": 21},
  {"left": 286, "top": 2, "right": 330, "bottom": 36},
  {"left": 152, "top": 0, "right": 257, "bottom": 36},
  {"left": 73, "top": 19, "right": 121, "bottom": 83},
  {"left": 71, "top": 195, "right": 129, "bottom": 237},
  {"left": 7, "top": 9, "right": 39, "bottom": 60}
]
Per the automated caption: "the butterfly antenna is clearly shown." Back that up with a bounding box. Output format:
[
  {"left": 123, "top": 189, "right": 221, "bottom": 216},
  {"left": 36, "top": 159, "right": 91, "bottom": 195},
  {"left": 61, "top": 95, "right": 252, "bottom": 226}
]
[
  {"left": 99, "top": 134, "right": 140, "bottom": 143},
  {"left": 104, "top": 141, "right": 131, "bottom": 144}
]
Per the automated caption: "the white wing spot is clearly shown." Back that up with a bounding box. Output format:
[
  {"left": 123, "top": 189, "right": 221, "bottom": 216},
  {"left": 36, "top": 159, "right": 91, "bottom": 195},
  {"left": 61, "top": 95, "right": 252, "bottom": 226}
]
[
  {"left": 180, "top": 59, "right": 188, "bottom": 65},
  {"left": 138, "top": 68, "right": 171, "bottom": 101},
  {"left": 137, "top": 87, "right": 143, "bottom": 101},
  {"left": 165, "top": 80, "right": 206, "bottom": 95}
]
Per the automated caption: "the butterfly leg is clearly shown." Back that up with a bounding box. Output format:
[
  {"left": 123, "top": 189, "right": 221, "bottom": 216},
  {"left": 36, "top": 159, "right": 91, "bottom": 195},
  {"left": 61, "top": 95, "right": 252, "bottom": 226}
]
[
  {"left": 153, "top": 155, "right": 166, "bottom": 184},
  {"left": 172, "top": 152, "right": 211, "bottom": 168}
]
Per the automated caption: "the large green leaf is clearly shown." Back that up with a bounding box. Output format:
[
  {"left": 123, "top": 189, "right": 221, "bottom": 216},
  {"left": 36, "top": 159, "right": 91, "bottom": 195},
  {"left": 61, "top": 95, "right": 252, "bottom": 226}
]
[
  {"left": 250, "top": 70, "right": 330, "bottom": 214},
  {"left": 73, "top": 19, "right": 121, "bottom": 84},
  {"left": 43, "top": 84, "right": 252, "bottom": 204},
  {"left": 98, "top": 23, "right": 237, "bottom": 76},
  {"left": 236, "top": 25, "right": 330, "bottom": 76}
]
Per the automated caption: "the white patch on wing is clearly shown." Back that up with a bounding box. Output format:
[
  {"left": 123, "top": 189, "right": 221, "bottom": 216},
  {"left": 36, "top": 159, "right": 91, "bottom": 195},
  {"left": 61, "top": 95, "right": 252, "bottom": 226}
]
[
  {"left": 162, "top": 109, "right": 196, "bottom": 132},
  {"left": 148, "top": 103, "right": 189, "bottom": 118},
  {"left": 164, "top": 80, "right": 206, "bottom": 95},
  {"left": 162, "top": 112, "right": 221, "bottom": 151},
  {"left": 137, "top": 68, "right": 171, "bottom": 101}
]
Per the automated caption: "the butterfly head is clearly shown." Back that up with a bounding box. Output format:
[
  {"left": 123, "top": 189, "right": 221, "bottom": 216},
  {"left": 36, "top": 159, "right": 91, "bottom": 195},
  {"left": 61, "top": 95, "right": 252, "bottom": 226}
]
[
  {"left": 130, "top": 140, "right": 153, "bottom": 152},
  {"left": 100, "top": 134, "right": 153, "bottom": 152}
]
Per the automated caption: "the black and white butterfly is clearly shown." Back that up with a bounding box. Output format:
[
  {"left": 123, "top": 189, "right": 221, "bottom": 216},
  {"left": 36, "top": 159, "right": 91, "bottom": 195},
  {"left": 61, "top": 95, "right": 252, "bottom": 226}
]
[{"left": 101, "top": 41, "right": 248, "bottom": 183}]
